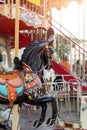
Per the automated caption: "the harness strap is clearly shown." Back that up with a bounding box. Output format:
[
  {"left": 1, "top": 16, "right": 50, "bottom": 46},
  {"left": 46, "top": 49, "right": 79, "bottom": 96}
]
[
  {"left": 7, "top": 83, "right": 16, "bottom": 108},
  {"left": 22, "top": 62, "right": 33, "bottom": 73},
  {"left": 25, "top": 79, "right": 39, "bottom": 89}
]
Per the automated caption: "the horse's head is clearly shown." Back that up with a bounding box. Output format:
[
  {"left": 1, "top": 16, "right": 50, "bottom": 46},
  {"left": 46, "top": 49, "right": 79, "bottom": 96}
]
[
  {"left": 41, "top": 45, "right": 54, "bottom": 69},
  {"left": 41, "top": 28, "right": 55, "bottom": 69},
  {"left": 21, "top": 28, "right": 55, "bottom": 72}
]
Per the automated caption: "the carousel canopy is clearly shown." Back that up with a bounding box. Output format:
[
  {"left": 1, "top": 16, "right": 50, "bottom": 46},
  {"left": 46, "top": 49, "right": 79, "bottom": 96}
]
[
  {"left": 47, "top": 0, "right": 82, "bottom": 10},
  {"left": 0, "top": 13, "right": 35, "bottom": 35},
  {"left": 0, "top": 0, "right": 83, "bottom": 48},
  {"left": 0, "top": 13, "right": 33, "bottom": 48},
  {"left": 0, "top": 13, "right": 45, "bottom": 48}
]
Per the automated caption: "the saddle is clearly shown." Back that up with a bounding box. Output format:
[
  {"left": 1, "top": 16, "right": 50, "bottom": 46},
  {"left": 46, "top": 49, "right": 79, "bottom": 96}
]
[
  {"left": 0, "top": 70, "right": 24, "bottom": 87},
  {"left": 0, "top": 70, "right": 24, "bottom": 107}
]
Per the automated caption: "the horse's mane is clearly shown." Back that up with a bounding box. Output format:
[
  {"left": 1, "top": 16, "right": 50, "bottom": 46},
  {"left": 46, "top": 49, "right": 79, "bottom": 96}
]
[{"left": 22, "top": 40, "right": 48, "bottom": 72}]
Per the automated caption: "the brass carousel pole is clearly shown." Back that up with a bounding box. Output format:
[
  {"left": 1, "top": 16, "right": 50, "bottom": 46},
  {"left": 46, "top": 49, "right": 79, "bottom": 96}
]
[
  {"left": 12, "top": 0, "right": 20, "bottom": 130},
  {"left": 14, "top": 0, "right": 19, "bottom": 57}
]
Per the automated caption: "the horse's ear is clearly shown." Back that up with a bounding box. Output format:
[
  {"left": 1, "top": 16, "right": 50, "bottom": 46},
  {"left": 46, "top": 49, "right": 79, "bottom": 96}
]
[{"left": 14, "top": 57, "right": 22, "bottom": 70}]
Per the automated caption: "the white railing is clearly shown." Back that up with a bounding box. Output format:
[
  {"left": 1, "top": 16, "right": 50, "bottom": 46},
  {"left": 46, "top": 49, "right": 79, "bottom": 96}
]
[{"left": 42, "top": 74, "right": 86, "bottom": 123}]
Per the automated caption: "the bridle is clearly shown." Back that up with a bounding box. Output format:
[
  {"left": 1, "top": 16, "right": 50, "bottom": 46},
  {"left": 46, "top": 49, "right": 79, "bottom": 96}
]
[
  {"left": 33, "top": 44, "right": 53, "bottom": 75},
  {"left": 41, "top": 45, "right": 53, "bottom": 64}
]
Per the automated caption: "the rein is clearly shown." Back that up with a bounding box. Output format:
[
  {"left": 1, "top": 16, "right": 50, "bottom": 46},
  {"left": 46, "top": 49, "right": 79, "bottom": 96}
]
[{"left": 34, "top": 62, "right": 50, "bottom": 74}]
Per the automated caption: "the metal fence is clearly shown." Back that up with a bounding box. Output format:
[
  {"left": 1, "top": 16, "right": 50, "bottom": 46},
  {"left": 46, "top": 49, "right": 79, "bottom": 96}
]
[{"left": 42, "top": 74, "right": 83, "bottom": 123}]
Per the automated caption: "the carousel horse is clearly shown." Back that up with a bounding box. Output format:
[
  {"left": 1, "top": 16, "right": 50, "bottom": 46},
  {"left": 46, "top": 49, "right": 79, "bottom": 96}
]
[
  {"left": 21, "top": 28, "right": 54, "bottom": 87},
  {"left": 0, "top": 57, "right": 57, "bottom": 129},
  {"left": 21, "top": 28, "right": 63, "bottom": 92},
  {"left": 19, "top": 28, "right": 58, "bottom": 127}
]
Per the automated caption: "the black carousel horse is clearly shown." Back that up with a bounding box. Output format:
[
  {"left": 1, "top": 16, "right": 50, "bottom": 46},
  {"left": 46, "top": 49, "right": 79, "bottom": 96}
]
[
  {"left": 19, "top": 28, "right": 58, "bottom": 127},
  {"left": 0, "top": 28, "right": 57, "bottom": 128},
  {"left": 21, "top": 28, "right": 54, "bottom": 84}
]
